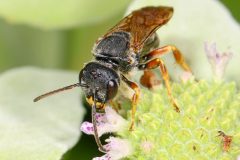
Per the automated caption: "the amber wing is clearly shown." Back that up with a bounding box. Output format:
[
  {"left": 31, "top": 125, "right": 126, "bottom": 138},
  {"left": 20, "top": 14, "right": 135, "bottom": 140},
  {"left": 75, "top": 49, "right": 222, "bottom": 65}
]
[{"left": 105, "top": 6, "right": 174, "bottom": 53}]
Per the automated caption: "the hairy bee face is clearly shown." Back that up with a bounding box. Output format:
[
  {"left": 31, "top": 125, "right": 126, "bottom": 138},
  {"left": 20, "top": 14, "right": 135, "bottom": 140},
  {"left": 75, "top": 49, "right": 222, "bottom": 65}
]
[{"left": 79, "top": 62, "right": 120, "bottom": 103}]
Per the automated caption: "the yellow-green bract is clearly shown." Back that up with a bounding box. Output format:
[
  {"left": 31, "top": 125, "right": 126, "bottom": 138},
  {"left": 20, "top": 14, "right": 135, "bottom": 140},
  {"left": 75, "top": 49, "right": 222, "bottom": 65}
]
[{"left": 119, "top": 80, "right": 240, "bottom": 160}]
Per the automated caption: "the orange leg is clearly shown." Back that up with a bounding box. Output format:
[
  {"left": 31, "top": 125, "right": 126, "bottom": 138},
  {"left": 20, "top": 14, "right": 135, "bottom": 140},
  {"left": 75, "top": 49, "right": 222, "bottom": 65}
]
[
  {"left": 139, "top": 58, "right": 180, "bottom": 112},
  {"left": 140, "top": 70, "right": 161, "bottom": 89},
  {"left": 121, "top": 74, "right": 140, "bottom": 131},
  {"left": 141, "top": 45, "right": 192, "bottom": 73},
  {"left": 109, "top": 100, "right": 122, "bottom": 113}
]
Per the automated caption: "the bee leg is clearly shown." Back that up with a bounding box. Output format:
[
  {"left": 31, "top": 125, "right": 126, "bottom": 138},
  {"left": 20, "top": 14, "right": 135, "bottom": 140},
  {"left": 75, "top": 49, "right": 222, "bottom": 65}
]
[
  {"left": 109, "top": 100, "right": 120, "bottom": 113},
  {"left": 139, "top": 58, "right": 180, "bottom": 112},
  {"left": 140, "top": 70, "right": 161, "bottom": 89},
  {"left": 141, "top": 45, "right": 192, "bottom": 73},
  {"left": 121, "top": 75, "right": 140, "bottom": 131}
]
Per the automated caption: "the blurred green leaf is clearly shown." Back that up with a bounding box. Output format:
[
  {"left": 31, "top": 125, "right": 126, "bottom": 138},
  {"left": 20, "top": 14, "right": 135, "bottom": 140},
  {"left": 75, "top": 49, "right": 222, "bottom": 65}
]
[
  {"left": 0, "top": 20, "right": 66, "bottom": 72},
  {"left": 0, "top": 0, "right": 131, "bottom": 30},
  {"left": 220, "top": 0, "right": 240, "bottom": 22},
  {"left": 0, "top": 67, "right": 85, "bottom": 160}
]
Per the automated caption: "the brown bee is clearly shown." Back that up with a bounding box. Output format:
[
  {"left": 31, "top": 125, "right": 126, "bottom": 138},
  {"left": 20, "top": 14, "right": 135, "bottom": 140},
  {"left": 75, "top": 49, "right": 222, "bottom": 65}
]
[
  {"left": 218, "top": 131, "right": 233, "bottom": 152},
  {"left": 34, "top": 6, "right": 191, "bottom": 152}
]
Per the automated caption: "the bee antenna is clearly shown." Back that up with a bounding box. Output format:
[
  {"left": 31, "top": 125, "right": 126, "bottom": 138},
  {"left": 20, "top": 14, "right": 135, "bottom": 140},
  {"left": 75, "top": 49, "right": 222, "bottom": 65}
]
[
  {"left": 92, "top": 90, "right": 107, "bottom": 153},
  {"left": 33, "top": 83, "right": 81, "bottom": 102}
]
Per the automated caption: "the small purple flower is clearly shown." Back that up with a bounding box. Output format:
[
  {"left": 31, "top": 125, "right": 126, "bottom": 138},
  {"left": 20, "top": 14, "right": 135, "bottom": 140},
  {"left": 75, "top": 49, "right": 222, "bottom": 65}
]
[
  {"left": 81, "top": 107, "right": 132, "bottom": 160},
  {"left": 80, "top": 106, "right": 127, "bottom": 137},
  {"left": 204, "top": 42, "right": 233, "bottom": 79},
  {"left": 93, "top": 137, "right": 133, "bottom": 160}
]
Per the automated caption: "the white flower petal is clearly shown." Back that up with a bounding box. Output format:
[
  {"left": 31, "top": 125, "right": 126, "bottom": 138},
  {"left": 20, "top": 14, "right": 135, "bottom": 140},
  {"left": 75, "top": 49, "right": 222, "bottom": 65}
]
[
  {"left": 106, "top": 137, "right": 133, "bottom": 160},
  {"left": 105, "top": 107, "right": 128, "bottom": 131},
  {"left": 93, "top": 137, "right": 133, "bottom": 160},
  {"left": 81, "top": 106, "right": 127, "bottom": 137},
  {"left": 237, "top": 155, "right": 240, "bottom": 160},
  {"left": 92, "top": 154, "right": 111, "bottom": 160}
]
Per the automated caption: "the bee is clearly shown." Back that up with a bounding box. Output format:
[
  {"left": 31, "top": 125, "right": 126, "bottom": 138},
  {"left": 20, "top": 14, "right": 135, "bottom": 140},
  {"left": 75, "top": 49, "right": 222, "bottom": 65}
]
[{"left": 34, "top": 6, "right": 191, "bottom": 152}]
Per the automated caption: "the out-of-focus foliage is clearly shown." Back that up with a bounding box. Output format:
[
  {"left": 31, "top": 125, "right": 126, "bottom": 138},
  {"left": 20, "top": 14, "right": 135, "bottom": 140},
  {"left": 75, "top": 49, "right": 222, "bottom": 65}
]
[
  {"left": 0, "top": 22, "right": 65, "bottom": 71},
  {"left": 0, "top": 67, "right": 84, "bottom": 160},
  {"left": 0, "top": 0, "right": 131, "bottom": 29},
  {"left": 220, "top": 0, "right": 240, "bottom": 22}
]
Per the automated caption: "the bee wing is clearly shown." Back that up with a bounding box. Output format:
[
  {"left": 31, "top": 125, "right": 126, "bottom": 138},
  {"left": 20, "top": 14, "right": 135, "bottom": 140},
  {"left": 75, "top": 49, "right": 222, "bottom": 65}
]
[{"left": 104, "top": 6, "right": 174, "bottom": 52}]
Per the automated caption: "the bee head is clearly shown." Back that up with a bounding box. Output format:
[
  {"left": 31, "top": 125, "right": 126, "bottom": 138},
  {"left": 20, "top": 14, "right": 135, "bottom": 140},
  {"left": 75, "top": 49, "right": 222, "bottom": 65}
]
[{"left": 79, "top": 62, "right": 120, "bottom": 106}]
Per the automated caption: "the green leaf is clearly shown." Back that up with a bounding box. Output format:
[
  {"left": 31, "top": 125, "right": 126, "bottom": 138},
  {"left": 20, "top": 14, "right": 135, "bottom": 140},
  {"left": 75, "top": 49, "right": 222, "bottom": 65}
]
[
  {"left": 0, "top": 67, "right": 85, "bottom": 160},
  {"left": 127, "top": 0, "right": 240, "bottom": 84},
  {"left": 0, "top": 0, "right": 131, "bottom": 30},
  {"left": 220, "top": 0, "right": 240, "bottom": 22},
  {"left": 0, "top": 20, "right": 66, "bottom": 72}
]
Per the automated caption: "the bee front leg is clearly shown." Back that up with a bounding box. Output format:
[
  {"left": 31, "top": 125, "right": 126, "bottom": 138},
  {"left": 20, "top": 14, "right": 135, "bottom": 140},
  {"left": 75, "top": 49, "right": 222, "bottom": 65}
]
[
  {"left": 121, "top": 74, "right": 140, "bottom": 131},
  {"left": 139, "top": 58, "right": 180, "bottom": 113}
]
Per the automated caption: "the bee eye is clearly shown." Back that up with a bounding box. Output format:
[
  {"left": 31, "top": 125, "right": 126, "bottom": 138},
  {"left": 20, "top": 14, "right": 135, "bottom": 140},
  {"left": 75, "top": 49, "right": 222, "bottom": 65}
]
[{"left": 106, "top": 80, "right": 118, "bottom": 101}]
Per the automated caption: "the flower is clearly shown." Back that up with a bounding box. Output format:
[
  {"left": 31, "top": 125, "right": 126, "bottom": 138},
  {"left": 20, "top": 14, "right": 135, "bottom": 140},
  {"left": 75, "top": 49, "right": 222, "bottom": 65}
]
[
  {"left": 93, "top": 137, "right": 133, "bottom": 160},
  {"left": 180, "top": 71, "right": 194, "bottom": 82},
  {"left": 81, "top": 106, "right": 128, "bottom": 137},
  {"left": 204, "top": 42, "right": 233, "bottom": 80},
  {"left": 80, "top": 107, "right": 132, "bottom": 160}
]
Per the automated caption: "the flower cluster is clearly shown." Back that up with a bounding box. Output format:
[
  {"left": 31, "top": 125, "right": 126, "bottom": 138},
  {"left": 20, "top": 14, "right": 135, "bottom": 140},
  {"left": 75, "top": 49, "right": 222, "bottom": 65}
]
[{"left": 81, "top": 107, "right": 133, "bottom": 160}]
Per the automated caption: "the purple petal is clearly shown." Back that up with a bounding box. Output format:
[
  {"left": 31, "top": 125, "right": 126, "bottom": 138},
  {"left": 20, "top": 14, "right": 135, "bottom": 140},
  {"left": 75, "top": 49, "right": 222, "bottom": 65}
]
[
  {"left": 204, "top": 42, "right": 233, "bottom": 79},
  {"left": 80, "top": 122, "right": 94, "bottom": 135},
  {"left": 80, "top": 107, "right": 127, "bottom": 137},
  {"left": 92, "top": 137, "right": 133, "bottom": 160},
  {"left": 95, "top": 112, "right": 107, "bottom": 124}
]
